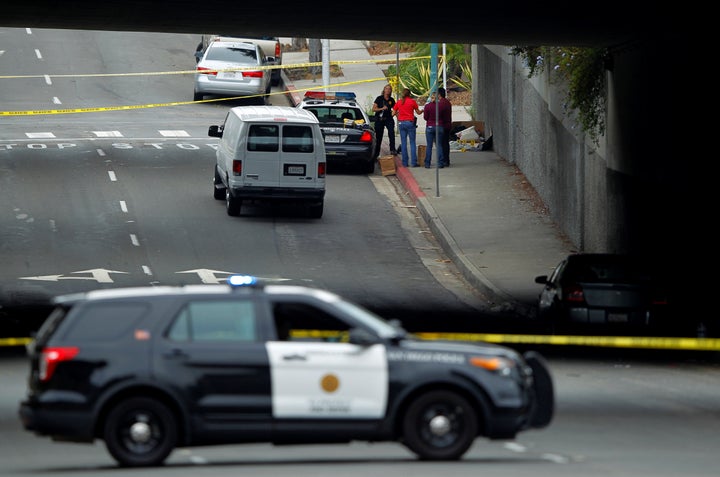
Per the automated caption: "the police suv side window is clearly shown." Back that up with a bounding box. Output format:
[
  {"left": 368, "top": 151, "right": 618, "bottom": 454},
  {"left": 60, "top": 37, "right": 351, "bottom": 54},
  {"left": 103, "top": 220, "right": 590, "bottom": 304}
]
[
  {"left": 168, "top": 300, "right": 257, "bottom": 342},
  {"left": 272, "top": 302, "right": 350, "bottom": 342}
]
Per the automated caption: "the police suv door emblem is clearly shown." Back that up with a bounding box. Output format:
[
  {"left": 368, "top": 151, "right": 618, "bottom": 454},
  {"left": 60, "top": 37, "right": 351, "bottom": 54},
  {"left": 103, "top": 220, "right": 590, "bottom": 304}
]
[{"left": 321, "top": 373, "right": 339, "bottom": 393}]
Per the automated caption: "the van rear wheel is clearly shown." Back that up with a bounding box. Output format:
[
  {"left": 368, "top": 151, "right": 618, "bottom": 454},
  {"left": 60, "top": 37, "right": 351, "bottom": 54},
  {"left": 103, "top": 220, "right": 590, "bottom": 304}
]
[
  {"left": 308, "top": 201, "right": 323, "bottom": 219},
  {"left": 226, "top": 190, "right": 241, "bottom": 216}
]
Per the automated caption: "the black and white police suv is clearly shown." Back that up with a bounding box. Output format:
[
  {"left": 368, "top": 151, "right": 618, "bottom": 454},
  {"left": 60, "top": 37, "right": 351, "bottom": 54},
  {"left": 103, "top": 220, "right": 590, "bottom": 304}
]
[
  {"left": 298, "top": 91, "right": 378, "bottom": 173},
  {"left": 19, "top": 276, "right": 554, "bottom": 467}
]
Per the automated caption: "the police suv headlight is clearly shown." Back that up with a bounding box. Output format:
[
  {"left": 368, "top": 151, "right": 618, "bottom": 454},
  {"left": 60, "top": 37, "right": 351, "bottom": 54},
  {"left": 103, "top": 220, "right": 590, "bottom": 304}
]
[{"left": 468, "top": 356, "right": 516, "bottom": 376}]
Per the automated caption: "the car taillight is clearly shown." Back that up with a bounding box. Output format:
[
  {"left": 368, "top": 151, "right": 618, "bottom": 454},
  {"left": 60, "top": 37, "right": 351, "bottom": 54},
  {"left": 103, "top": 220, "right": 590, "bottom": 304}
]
[
  {"left": 39, "top": 346, "right": 79, "bottom": 382},
  {"left": 242, "top": 71, "right": 263, "bottom": 78},
  {"left": 564, "top": 284, "right": 585, "bottom": 304},
  {"left": 318, "top": 162, "right": 326, "bottom": 178},
  {"left": 232, "top": 160, "right": 242, "bottom": 176},
  {"left": 275, "top": 42, "right": 281, "bottom": 59},
  {"left": 360, "top": 130, "right": 373, "bottom": 142},
  {"left": 196, "top": 66, "right": 216, "bottom": 76}
]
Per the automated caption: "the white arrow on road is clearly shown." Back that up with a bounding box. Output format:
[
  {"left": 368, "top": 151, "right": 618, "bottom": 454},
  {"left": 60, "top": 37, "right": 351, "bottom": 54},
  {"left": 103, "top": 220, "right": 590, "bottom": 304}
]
[
  {"left": 176, "top": 269, "right": 293, "bottom": 284},
  {"left": 20, "top": 269, "right": 128, "bottom": 283},
  {"left": 176, "top": 269, "right": 236, "bottom": 284}
]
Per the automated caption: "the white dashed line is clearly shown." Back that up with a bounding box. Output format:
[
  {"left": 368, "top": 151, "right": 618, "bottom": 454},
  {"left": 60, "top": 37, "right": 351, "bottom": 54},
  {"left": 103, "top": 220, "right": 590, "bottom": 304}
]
[
  {"left": 52, "top": 97, "right": 61, "bottom": 104},
  {"left": 159, "top": 130, "right": 191, "bottom": 137},
  {"left": 119, "top": 201, "right": 128, "bottom": 213},
  {"left": 142, "top": 265, "right": 152, "bottom": 276},
  {"left": 49, "top": 219, "right": 57, "bottom": 232},
  {"left": 541, "top": 453, "right": 570, "bottom": 464},
  {"left": 35, "top": 49, "right": 42, "bottom": 59},
  {"left": 93, "top": 131, "right": 124, "bottom": 137},
  {"left": 108, "top": 171, "right": 117, "bottom": 181},
  {"left": 130, "top": 234, "right": 140, "bottom": 246},
  {"left": 44, "top": 75, "right": 52, "bottom": 85},
  {"left": 503, "top": 442, "right": 527, "bottom": 452},
  {"left": 25, "top": 132, "right": 55, "bottom": 138},
  {"left": 26, "top": 28, "right": 32, "bottom": 34},
  {"left": 96, "top": 148, "right": 106, "bottom": 156}
]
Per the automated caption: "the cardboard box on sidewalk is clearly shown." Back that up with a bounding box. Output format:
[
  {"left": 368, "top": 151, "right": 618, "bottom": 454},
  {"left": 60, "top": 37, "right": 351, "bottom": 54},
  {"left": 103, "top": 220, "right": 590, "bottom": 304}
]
[
  {"left": 378, "top": 155, "right": 396, "bottom": 176},
  {"left": 417, "top": 145, "right": 426, "bottom": 167}
]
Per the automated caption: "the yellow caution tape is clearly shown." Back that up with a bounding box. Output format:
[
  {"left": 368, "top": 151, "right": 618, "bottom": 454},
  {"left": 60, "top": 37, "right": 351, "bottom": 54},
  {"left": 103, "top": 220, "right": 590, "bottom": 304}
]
[
  {"left": 0, "top": 337, "right": 32, "bottom": 347},
  {"left": 415, "top": 332, "right": 720, "bottom": 351}
]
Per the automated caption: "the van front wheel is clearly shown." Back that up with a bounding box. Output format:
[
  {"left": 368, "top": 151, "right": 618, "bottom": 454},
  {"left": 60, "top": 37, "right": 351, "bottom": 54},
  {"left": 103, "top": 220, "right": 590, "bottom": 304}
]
[{"left": 226, "top": 190, "right": 241, "bottom": 216}]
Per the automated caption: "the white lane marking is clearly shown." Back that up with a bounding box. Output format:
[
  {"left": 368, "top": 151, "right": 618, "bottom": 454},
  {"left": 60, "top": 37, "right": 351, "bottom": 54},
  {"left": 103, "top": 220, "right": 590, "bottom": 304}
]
[
  {"left": 26, "top": 132, "right": 55, "bottom": 138},
  {"left": 52, "top": 97, "right": 61, "bottom": 104},
  {"left": 35, "top": 49, "right": 42, "bottom": 59},
  {"left": 119, "top": 200, "right": 128, "bottom": 213},
  {"left": 541, "top": 453, "right": 570, "bottom": 464},
  {"left": 49, "top": 219, "right": 57, "bottom": 232},
  {"left": 93, "top": 131, "right": 123, "bottom": 137},
  {"left": 130, "top": 234, "right": 140, "bottom": 246},
  {"left": 44, "top": 75, "right": 52, "bottom": 85},
  {"left": 503, "top": 442, "right": 527, "bottom": 452},
  {"left": 108, "top": 171, "right": 117, "bottom": 181},
  {"left": 96, "top": 148, "right": 106, "bottom": 156},
  {"left": 159, "top": 130, "right": 190, "bottom": 137},
  {"left": 142, "top": 265, "right": 152, "bottom": 276},
  {"left": 0, "top": 50, "right": 5, "bottom": 56},
  {"left": 26, "top": 28, "right": 32, "bottom": 34}
]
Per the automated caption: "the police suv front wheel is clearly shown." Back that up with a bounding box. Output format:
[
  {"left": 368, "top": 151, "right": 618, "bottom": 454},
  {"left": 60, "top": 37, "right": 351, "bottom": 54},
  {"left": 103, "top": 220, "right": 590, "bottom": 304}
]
[
  {"left": 103, "top": 397, "right": 177, "bottom": 467},
  {"left": 402, "top": 390, "right": 478, "bottom": 460}
]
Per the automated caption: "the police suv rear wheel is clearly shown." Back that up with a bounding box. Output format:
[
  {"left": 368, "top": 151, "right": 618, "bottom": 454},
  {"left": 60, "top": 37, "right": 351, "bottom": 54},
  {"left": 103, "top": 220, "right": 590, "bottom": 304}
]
[
  {"left": 103, "top": 397, "right": 177, "bottom": 467},
  {"left": 402, "top": 390, "right": 478, "bottom": 460}
]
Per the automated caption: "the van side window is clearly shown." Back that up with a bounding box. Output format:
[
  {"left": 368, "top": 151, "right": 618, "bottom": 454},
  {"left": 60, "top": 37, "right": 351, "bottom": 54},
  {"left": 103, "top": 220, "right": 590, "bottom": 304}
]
[
  {"left": 248, "top": 125, "right": 279, "bottom": 152},
  {"left": 282, "top": 125, "right": 314, "bottom": 153}
]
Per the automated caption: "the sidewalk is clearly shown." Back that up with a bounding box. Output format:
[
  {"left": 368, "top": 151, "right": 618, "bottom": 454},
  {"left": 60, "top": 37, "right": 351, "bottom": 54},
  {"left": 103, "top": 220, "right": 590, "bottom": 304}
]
[{"left": 280, "top": 39, "right": 575, "bottom": 316}]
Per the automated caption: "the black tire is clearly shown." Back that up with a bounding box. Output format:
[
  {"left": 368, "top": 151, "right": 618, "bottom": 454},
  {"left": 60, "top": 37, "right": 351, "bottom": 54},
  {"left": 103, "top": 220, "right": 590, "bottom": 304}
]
[
  {"left": 213, "top": 168, "right": 226, "bottom": 200},
  {"left": 364, "top": 158, "right": 376, "bottom": 174},
  {"left": 308, "top": 201, "right": 323, "bottom": 219},
  {"left": 193, "top": 91, "right": 203, "bottom": 101},
  {"left": 103, "top": 397, "right": 177, "bottom": 467},
  {"left": 402, "top": 390, "right": 477, "bottom": 461},
  {"left": 226, "top": 189, "right": 241, "bottom": 216}
]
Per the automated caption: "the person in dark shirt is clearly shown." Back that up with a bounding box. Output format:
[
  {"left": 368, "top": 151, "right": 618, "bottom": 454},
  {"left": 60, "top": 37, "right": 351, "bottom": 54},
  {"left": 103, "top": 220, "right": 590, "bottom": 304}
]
[
  {"left": 371, "top": 84, "right": 397, "bottom": 158},
  {"left": 437, "top": 87, "right": 452, "bottom": 167}
]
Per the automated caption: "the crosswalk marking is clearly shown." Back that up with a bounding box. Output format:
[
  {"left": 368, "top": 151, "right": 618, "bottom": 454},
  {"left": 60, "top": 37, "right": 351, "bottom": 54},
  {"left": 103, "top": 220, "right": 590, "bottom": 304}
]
[
  {"left": 25, "top": 132, "right": 55, "bottom": 138},
  {"left": 93, "top": 131, "right": 124, "bottom": 137}
]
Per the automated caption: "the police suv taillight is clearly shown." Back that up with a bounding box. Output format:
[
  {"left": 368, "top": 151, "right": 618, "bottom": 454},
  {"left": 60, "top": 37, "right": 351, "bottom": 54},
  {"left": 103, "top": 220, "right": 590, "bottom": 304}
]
[{"left": 39, "top": 347, "right": 79, "bottom": 382}]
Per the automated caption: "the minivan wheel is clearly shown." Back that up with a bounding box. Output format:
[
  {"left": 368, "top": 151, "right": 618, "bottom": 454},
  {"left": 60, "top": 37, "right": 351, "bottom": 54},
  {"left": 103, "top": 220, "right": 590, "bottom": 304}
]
[
  {"left": 103, "top": 397, "right": 177, "bottom": 467},
  {"left": 213, "top": 168, "right": 226, "bottom": 200},
  {"left": 226, "top": 189, "right": 241, "bottom": 216},
  {"left": 402, "top": 390, "right": 477, "bottom": 461}
]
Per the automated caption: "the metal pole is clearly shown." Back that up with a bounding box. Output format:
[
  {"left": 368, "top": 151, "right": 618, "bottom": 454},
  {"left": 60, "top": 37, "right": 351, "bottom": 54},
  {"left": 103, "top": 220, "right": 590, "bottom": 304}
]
[
  {"left": 322, "top": 39, "right": 330, "bottom": 92},
  {"left": 430, "top": 43, "right": 440, "bottom": 196}
]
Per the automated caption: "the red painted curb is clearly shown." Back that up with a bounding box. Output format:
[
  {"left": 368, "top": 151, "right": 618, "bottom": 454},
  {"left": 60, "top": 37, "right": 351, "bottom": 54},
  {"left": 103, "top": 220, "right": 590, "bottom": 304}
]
[{"left": 393, "top": 155, "right": 426, "bottom": 201}]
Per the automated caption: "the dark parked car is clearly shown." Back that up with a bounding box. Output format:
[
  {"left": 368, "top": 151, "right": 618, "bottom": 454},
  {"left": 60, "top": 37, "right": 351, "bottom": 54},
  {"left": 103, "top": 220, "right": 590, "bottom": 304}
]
[
  {"left": 19, "top": 276, "right": 553, "bottom": 467},
  {"left": 534, "top": 253, "right": 679, "bottom": 334}
]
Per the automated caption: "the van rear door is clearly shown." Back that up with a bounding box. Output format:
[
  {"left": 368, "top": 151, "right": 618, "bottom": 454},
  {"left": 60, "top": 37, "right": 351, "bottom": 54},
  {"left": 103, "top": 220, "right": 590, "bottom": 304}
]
[{"left": 277, "top": 124, "right": 323, "bottom": 190}]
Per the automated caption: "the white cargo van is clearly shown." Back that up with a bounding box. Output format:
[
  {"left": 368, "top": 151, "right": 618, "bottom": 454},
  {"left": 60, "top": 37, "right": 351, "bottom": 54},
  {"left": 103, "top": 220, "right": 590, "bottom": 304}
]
[{"left": 209, "top": 106, "right": 326, "bottom": 218}]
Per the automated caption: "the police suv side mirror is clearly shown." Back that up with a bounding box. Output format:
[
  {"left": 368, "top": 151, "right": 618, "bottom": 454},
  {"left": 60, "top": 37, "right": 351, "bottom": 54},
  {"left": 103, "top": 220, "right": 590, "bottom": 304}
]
[
  {"left": 208, "top": 125, "right": 223, "bottom": 138},
  {"left": 348, "top": 327, "right": 380, "bottom": 346}
]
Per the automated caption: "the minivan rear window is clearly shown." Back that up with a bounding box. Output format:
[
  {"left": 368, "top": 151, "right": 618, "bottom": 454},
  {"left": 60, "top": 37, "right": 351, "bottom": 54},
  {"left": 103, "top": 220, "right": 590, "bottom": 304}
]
[
  {"left": 282, "top": 125, "right": 314, "bottom": 153},
  {"left": 248, "top": 124, "right": 279, "bottom": 152}
]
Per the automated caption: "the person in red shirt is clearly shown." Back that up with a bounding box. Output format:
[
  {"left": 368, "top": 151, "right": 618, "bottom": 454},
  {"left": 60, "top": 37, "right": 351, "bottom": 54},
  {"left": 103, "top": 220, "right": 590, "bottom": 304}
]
[{"left": 392, "top": 88, "right": 423, "bottom": 167}]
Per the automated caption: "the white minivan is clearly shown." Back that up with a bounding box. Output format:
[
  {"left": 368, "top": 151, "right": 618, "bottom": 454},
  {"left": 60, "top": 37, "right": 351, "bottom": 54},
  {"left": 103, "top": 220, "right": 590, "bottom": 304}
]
[{"left": 209, "top": 106, "right": 326, "bottom": 218}]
